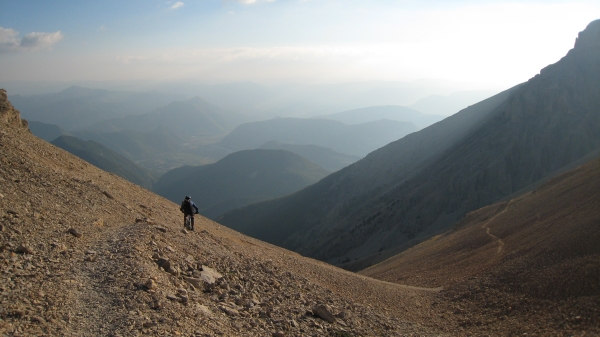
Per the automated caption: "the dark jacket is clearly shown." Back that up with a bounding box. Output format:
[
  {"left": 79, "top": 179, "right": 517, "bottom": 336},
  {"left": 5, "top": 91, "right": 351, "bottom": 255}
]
[{"left": 181, "top": 199, "right": 199, "bottom": 215}]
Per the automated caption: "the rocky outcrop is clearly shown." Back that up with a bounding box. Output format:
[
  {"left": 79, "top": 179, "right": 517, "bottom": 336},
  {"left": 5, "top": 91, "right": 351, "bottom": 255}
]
[
  {"left": 574, "top": 19, "right": 600, "bottom": 52},
  {"left": 0, "top": 89, "right": 28, "bottom": 130}
]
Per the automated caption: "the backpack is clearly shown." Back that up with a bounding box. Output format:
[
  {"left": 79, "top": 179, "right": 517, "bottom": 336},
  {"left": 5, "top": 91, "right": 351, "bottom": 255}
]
[{"left": 180, "top": 199, "right": 191, "bottom": 214}]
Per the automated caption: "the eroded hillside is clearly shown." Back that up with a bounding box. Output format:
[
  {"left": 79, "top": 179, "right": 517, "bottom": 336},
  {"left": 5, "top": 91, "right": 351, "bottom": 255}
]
[{"left": 1, "top": 89, "right": 445, "bottom": 336}]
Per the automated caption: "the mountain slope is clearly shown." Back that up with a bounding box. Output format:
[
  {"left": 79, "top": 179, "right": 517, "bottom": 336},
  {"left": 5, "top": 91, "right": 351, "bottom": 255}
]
[
  {"left": 218, "top": 20, "right": 600, "bottom": 269},
  {"left": 10, "top": 86, "right": 181, "bottom": 130},
  {"left": 1, "top": 88, "right": 450, "bottom": 336},
  {"left": 218, "top": 117, "right": 417, "bottom": 157},
  {"left": 51, "top": 135, "right": 157, "bottom": 189},
  {"left": 28, "top": 121, "right": 69, "bottom": 142},
  {"left": 361, "top": 157, "right": 600, "bottom": 334},
  {"left": 153, "top": 149, "right": 330, "bottom": 219},
  {"left": 259, "top": 141, "right": 361, "bottom": 172},
  {"left": 314, "top": 105, "right": 445, "bottom": 129}
]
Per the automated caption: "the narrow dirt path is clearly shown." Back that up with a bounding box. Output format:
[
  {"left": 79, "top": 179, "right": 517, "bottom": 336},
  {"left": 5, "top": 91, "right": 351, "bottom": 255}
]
[{"left": 481, "top": 200, "right": 513, "bottom": 253}]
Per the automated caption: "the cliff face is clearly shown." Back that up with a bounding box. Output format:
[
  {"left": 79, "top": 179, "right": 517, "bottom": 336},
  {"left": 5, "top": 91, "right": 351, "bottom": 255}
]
[{"left": 0, "top": 89, "right": 28, "bottom": 130}]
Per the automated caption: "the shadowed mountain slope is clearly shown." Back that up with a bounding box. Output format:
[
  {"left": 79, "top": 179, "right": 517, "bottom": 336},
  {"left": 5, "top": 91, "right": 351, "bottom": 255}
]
[
  {"left": 361, "top": 157, "right": 600, "bottom": 334},
  {"left": 218, "top": 117, "right": 417, "bottom": 157},
  {"left": 28, "top": 121, "right": 69, "bottom": 142},
  {"left": 314, "top": 105, "right": 445, "bottom": 129},
  {"left": 1, "top": 88, "right": 456, "bottom": 336},
  {"left": 10, "top": 86, "right": 181, "bottom": 130},
  {"left": 218, "top": 20, "right": 600, "bottom": 269},
  {"left": 51, "top": 135, "right": 157, "bottom": 189},
  {"left": 153, "top": 149, "right": 330, "bottom": 219},
  {"left": 259, "top": 141, "right": 361, "bottom": 172}
]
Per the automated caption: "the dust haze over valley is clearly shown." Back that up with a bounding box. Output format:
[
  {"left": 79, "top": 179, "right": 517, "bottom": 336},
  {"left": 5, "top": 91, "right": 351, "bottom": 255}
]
[{"left": 2, "top": 0, "right": 600, "bottom": 335}]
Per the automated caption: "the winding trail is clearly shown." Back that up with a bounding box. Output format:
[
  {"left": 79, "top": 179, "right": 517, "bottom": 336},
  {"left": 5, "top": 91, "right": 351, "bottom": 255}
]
[{"left": 481, "top": 200, "right": 513, "bottom": 253}]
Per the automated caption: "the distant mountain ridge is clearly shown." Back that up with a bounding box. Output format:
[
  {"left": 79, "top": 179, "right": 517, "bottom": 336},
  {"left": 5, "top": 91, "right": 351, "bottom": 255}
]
[
  {"left": 153, "top": 149, "right": 330, "bottom": 219},
  {"left": 217, "top": 117, "right": 417, "bottom": 157},
  {"left": 83, "top": 96, "right": 245, "bottom": 138},
  {"left": 407, "top": 90, "right": 498, "bottom": 116},
  {"left": 314, "top": 105, "right": 445, "bottom": 129},
  {"left": 259, "top": 141, "right": 361, "bottom": 172},
  {"left": 10, "top": 86, "right": 182, "bottom": 130},
  {"left": 218, "top": 20, "right": 600, "bottom": 269}
]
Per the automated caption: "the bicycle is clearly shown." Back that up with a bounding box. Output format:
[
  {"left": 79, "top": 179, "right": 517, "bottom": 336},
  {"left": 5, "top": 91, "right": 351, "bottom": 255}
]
[{"left": 184, "top": 214, "right": 194, "bottom": 231}]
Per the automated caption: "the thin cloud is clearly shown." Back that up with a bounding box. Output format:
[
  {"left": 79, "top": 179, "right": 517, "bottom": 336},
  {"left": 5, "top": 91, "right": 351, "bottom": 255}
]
[
  {"left": 0, "top": 27, "right": 63, "bottom": 54},
  {"left": 171, "top": 2, "right": 184, "bottom": 9},
  {"left": 234, "top": 0, "right": 276, "bottom": 4}
]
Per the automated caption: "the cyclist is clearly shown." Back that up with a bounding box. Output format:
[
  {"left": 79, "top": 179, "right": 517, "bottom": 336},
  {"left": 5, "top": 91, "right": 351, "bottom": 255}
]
[{"left": 180, "top": 196, "right": 199, "bottom": 230}]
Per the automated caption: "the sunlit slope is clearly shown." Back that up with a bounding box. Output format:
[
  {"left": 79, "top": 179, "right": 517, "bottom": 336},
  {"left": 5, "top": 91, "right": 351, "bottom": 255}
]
[
  {"left": 362, "top": 157, "right": 600, "bottom": 333},
  {"left": 218, "top": 20, "right": 600, "bottom": 269},
  {"left": 153, "top": 149, "right": 330, "bottom": 219}
]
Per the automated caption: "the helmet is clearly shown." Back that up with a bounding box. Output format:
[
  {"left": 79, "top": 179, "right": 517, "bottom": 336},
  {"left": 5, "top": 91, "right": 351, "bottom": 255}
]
[{"left": 185, "top": 196, "right": 191, "bottom": 200}]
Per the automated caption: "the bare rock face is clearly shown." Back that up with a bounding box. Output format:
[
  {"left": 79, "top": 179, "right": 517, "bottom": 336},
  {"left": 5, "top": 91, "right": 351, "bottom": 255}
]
[
  {"left": 0, "top": 89, "right": 28, "bottom": 130},
  {"left": 574, "top": 19, "right": 600, "bottom": 52}
]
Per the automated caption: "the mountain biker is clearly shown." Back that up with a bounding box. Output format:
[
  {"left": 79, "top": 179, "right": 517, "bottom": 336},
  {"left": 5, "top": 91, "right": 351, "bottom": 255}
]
[{"left": 180, "top": 196, "right": 199, "bottom": 230}]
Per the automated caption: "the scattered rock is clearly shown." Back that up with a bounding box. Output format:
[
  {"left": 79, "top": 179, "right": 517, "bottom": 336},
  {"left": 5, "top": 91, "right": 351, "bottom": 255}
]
[
  {"left": 157, "top": 258, "right": 171, "bottom": 270},
  {"left": 143, "top": 322, "right": 158, "bottom": 328},
  {"left": 150, "top": 300, "right": 161, "bottom": 310},
  {"left": 272, "top": 332, "right": 285, "bottom": 337},
  {"left": 167, "top": 294, "right": 181, "bottom": 302},
  {"left": 15, "top": 244, "right": 33, "bottom": 254},
  {"left": 145, "top": 279, "right": 157, "bottom": 291},
  {"left": 31, "top": 316, "right": 45, "bottom": 324},
  {"left": 102, "top": 191, "right": 114, "bottom": 199},
  {"left": 155, "top": 226, "right": 167, "bottom": 233},
  {"left": 68, "top": 228, "right": 82, "bottom": 238},
  {"left": 219, "top": 305, "right": 239, "bottom": 316},
  {"left": 200, "top": 265, "right": 223, "bottom": 285},
  {"left": 312, "top": 304, "right": 336, "bottom": 323}
]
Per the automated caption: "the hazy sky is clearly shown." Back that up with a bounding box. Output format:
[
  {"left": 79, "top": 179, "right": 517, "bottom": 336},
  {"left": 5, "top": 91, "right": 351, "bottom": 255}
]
[{"left": 1, "top": 1, "right": 598, "bottom": 88}]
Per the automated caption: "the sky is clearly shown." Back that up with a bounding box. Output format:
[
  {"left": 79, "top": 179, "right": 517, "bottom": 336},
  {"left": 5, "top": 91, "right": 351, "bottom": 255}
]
[{"left": 1, "top": 0, "right": 599, "bottom": 89}]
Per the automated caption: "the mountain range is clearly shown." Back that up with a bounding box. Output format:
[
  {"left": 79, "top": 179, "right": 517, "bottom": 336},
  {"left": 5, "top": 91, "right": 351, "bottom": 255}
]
[
  {"left": 218, "top": 19, "right": 600, "bottom": 270},
  {"left": 1, "top": 20, "right": 599, "bottom": 335},
  {"left": 314, "top": 105, "right": 445, "bottom": 129},
  {"left": 81, "top": 96, "right": 245, "bottom": 139},
  {"left": 259, "top": 141, "right": 361, "bottom": 172},
  {"left": 1, "top": 89, "right": 452, "bottom": 336},
  {"left": 9, "top": 86, "right": 182, "bottom": 130},
  {"left": 217, "top": 117, "right": 417, "bottom": 157},
  {"left": 153, "top": 149, "right": 330, "bottom": 219}
]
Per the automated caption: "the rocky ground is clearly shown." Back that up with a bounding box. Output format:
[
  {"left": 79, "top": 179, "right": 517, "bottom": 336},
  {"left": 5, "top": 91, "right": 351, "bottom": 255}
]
[{"left": 1, "top": 89, "right": 447, "bottom": 336}]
